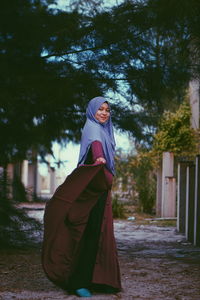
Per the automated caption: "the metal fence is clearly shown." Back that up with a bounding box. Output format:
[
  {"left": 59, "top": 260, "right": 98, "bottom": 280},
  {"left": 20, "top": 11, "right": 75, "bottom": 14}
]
[{"left": 177, "top": 155, "right": 200, "bottom": 246}]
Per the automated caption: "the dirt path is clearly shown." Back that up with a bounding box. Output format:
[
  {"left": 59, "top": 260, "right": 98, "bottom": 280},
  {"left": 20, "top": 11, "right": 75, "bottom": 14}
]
[{"left": 0, "top": 212, "right": 200, "bottom": 300}]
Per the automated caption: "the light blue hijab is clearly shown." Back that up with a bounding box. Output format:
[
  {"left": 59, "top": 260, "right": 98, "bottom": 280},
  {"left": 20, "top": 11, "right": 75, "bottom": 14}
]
[{"left": 78, "top": 96, "right": 116, "bottom": 175}]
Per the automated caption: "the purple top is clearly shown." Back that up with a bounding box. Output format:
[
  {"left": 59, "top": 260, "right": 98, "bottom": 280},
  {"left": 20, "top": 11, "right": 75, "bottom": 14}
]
[{"left": 78, "top": 96, "right": 116, "bottom": 175}]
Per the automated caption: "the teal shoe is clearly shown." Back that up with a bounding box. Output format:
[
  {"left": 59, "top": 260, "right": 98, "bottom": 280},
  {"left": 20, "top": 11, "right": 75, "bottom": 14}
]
[{"left": 75, "top": 288, "right": 92, "bottom": 297}]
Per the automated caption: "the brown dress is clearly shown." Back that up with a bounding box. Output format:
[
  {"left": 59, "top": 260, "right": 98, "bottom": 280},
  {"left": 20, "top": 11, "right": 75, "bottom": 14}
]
[{"left": 42, "top": 141, "right": 121, "bottom": 291}]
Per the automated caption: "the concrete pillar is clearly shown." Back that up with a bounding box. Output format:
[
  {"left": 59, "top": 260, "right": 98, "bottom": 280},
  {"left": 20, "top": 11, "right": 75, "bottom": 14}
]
[
  {"left": 162, "top": 152, "right": 174, "bottom": 177},
  {"left": 21, "top": 160, "right": 28, "bottom": 188},
  {"left": 27, "top": 152, "right": 39, "bottom": 200},
  {"left": 162, "top": 176, "right": 176, "bottom": 218},
  {"left": 7, "top": 164, "right": 14, "bottom": 182},
  {"left": 161, "top": 152, "right": 176, "bottom": 217},
  {"left": 28, "top": 164, "right": 34, "bottom": 192},
  {"left": 185, "top": 164, "right": 195, "bottom": 243},
  {"left": 177, "top": 162, "right": 187, "bottom": 233},
  {"left": 6, "top": 164, "right": 14, "bottom": 198},
  {"left": 194, "top": 155, "right": 200, "bottom": 246},
  {"left": 189, "top": 79, "right": 199, "bottom": 130},
  {"left": 50, "top": 167, "right": 56, "bottom": 195},
  {"left": 156, "top": 165, "right": 162, "bottom": 216},
  {"left": 35, "top": 161, "right": 40, "bottom": 197},
  {"left": 185, "top": 166, "right": 189, "bottom": 240}
]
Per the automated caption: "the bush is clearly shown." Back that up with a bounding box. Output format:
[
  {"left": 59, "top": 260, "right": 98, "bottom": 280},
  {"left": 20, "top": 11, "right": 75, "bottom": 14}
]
[
  {"left": 112, "top": 195, "right": 126, "bottom": 219},
  {"left": 131, "top": 152, "right": 156, "bottom": 214},
  {"left": 153, "top": 101, "right": 199, "bottom": 157}
]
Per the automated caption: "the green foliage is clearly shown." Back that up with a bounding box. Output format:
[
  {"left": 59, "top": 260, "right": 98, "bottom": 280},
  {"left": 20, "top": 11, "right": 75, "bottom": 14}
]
[
  {"left": 1, "top": 0, "right": 199, "bottom": 168},
  {"left": 0, "top": 0, "right": 105, "bottom": 166},
  {"left": 152, "top": 101, "right": 199, "bottom": 157},
  {"left": 130, "top": 152, "right": 156, "bottom": 214},
  {"left": 112, "top": 148, "right": 137, "bottom": 203},
  {"left": 112, "top": 195, "right": 126, "bottom": 219},
  {"left": 113, "top": 148, "right": 156, "bottom": 214}
]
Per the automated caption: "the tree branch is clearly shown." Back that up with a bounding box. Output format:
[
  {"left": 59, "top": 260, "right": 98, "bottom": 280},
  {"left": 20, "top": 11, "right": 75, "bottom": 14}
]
[{"left": 41, "top": 46, "right": 102, "bottom": 59}]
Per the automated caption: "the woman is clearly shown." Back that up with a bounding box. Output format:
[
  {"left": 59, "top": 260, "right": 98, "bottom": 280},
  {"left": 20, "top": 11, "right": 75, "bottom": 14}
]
[{"left": 42, "top": 97, "right": 121, "bottom": 297}]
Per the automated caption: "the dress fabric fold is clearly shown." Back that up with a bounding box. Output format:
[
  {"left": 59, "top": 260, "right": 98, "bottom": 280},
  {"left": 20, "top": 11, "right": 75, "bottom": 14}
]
[
  {"left": 42, "top": 164, "right": 121, "bottom": 289},
  {"left": 42, "top": 142, "right": 121, "bottom": 291}
]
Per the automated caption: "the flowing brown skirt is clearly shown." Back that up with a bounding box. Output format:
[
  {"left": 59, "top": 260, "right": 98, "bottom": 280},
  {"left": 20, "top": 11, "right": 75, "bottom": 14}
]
[{"left": 42, "top": 163, "right": 121, "bottom": 290}]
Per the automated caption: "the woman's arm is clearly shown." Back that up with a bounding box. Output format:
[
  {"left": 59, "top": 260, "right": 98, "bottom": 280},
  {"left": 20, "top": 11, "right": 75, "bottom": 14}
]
[
  {"left": 91, "top": 140, "right": 113, "bottom": 187},
  {"left": 91, "top": 140, "right": 106, "bottom": 164}
]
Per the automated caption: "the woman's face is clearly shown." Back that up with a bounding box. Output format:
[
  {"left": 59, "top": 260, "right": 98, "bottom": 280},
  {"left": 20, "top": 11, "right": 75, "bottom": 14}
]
[{"left": 95, "top": 102, "right": 110, "bottom": 123}]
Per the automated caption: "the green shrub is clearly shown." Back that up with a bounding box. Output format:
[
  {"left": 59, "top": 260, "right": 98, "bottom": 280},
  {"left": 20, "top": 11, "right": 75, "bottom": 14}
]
[
  {"left": 131, "top": 152, "right": 156, "bottom": 214},
  {"left": 153, "top": 101, "right": 199, "bottom": 157},
  {"left": 112, "top": 195, "right": 126, "bottom": 219}
]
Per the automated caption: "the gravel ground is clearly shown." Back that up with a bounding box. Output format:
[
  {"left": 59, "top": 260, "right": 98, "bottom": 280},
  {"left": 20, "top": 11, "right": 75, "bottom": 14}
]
[{"left": 0, "top": 205, "right": 200, "bottom": 300}]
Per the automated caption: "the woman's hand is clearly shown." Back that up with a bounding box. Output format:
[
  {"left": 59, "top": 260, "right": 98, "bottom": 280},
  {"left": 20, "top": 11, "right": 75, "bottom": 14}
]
[{"left": 95, "top": 157, "right": 106, "bottom": 164}]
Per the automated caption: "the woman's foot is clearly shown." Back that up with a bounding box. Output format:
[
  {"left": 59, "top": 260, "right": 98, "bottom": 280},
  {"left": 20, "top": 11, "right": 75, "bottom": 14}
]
[{"left": 75, "top": 288, "right": 92, "bottom": 297}]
